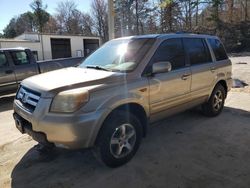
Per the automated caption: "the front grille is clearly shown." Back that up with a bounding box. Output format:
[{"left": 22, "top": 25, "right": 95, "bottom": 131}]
[{"left": 16, "top": 86, "right": 41, "bottom": 113}]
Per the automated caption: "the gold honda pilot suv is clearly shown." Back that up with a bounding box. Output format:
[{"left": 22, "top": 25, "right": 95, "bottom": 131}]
[{"left": 13, "top": 34, "right": 232, "bottom": 167}]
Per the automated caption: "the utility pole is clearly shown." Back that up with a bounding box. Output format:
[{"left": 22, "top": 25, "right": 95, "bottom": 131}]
[{"left": 108, "top": 0, "right": 115, "bottom": 40}]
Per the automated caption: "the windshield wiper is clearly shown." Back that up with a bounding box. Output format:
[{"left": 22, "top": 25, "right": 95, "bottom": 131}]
[{"left": 85, "top": 65, "right": 111, "bottom": 71}]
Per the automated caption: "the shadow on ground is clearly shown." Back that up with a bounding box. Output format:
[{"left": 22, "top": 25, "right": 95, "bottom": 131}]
[
  {"left": 10, "top": 107, "right": 250, "bottom": 188},
  {"left": 0, "top": 95, "right": 15, "bottom": 112}
]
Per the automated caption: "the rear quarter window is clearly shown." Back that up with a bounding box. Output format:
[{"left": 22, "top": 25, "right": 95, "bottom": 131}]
[{"left": 208, "top": 38, "right": 228, "bottom": 61}]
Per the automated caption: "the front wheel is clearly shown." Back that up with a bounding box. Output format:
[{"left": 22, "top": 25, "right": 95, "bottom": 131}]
[
  {"left": 202, "top": 84, "right": 226, "bottom": 117},
  {"left": 95, "top": 111, "right": 143, "bottom": 168}
]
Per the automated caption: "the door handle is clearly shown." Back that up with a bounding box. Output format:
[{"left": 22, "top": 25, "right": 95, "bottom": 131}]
[
  {"left": 5, "top": 70, "right": 13, "bottom": 74},
  {"left": 181, "top": 74, "right": 190, "bottom": 80},
  {"left": 210, "top": 67, "right": 216, "bottom": 73}
]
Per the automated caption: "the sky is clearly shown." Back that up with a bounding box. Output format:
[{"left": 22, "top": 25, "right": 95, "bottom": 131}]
[{"left": 0, "top": 0, "right": 92, "bottom": 34}]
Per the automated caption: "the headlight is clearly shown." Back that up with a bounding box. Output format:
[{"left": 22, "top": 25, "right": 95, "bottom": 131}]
[{"left": 50, "top": 88, "right": 89, "bottom": 113}]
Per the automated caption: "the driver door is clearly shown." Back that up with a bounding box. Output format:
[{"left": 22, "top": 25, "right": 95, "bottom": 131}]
[
  {"left": 10, "top": 50, "right": 39, "bottom": 83},
  {"left": 0, "top": 51, "right": 17, "bottom": 94},
  {"left": 148, "top": 38, "right": 191, "bottom": 122}
]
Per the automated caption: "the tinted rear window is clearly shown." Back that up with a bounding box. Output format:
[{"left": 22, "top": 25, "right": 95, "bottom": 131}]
[
  {"left": 208, "top": 38, "right": 228, "bottom": 61},
  {"left": 183, "top": 38, "right": 212, "bottom": 65}
]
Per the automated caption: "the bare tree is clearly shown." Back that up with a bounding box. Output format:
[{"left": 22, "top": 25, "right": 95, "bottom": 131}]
[
  {"left": 81, "top": 13, "right": 95, "bottom": 36},
  {"left": 91, "top": 0, "right": 108, "bottom": 42},
  {"left": 55, "top": 0, "right": 82, "bottom": 34},
  {"left": 241, "top": 0, "right": 249, "bottom": 21},
  {"left": 227, "top": 0, "right": 234, "bottom": 23},
  {"left": 43, "top": 16, "right": 59, "bottom": 33}
]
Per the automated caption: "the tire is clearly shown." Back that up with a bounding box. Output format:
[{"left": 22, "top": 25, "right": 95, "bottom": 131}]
[
  {"left": 95, "top": 110, "right": 143, "bottom": 168},
  {"left": 202, "top": 84, "right": 226, "bottom": 117}
]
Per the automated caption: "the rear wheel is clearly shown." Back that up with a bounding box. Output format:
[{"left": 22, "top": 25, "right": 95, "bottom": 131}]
[
  {"left": 202, "top": 84, "right": 226, "bottom": 117},
  {"left": 95, "top": 111, "right": 143, "bottom": 168}
]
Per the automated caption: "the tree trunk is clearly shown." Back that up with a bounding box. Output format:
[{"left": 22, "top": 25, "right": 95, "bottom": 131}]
[
  {"left": 245, "top": 0, "right": 248, "bottom": 21},
  {"left": 160, "top": 7, "right": 165, "bottom": 33},
  {"left": 135, "top": 0, "right": 139, "bottom": 35},
  {"left": 139, "top": 20, "right": 144, "bottom": 34},
  {"left": 168, "top": 4, "right": 173, "bottom": 31},
  {"left": 188, "top": 0, "right": 192, "bottom": 30},
  {"left": 195, "top": 0, "right": 199, "bottom": 26},
  {"left": 228, "top": 0, "right": 234, "bottom": 23}
]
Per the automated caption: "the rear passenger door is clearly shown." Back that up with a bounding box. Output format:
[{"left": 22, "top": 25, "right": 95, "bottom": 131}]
[
  {"left": 10, "top": 50, "right": 39, "bottom": 83},
  {"left": 149, "top": 38, "right": 191, "bottom": 117},
  {"left": 183, "top": 38, "right": 215, "bottom": 99},
  {"left": 0, "top": 51, "right": 17, "bottom": 94}
]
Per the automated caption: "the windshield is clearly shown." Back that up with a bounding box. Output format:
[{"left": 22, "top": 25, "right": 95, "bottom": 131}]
[{"left": 79, "top": 38, "right": 155, "bottom": 72}]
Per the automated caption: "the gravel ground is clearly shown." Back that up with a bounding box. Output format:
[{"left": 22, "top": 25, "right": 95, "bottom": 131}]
[{"left": 0, "top": 56, "right": 250, "bottom": 188}]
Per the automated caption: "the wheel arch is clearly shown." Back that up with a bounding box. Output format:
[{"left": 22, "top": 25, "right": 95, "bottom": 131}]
[
  {"left": 216, "top": 80, "right": 228, "bottom": 98},
  {"left": 207, "top": 79, "right": 228, "bottom": 101},
  {"left": 94, "top": 103, "right": 149, "bottom": 145}
]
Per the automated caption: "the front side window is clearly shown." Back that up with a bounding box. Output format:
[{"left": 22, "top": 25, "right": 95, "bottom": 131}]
[
  {"left": 208, "top": 38, "right": 228, "bottom": 61},
  {"left": 0, "top": 52, "right": 8, "bottom": 67},
  {"left": 151, "top": 38, "right": 186, "bottom": 70},
  {"left": 79, "top": 38, "right": 155, "bottom": 72},
  {"left": 184, "top": 38, "right": 212, "bottom": 65},
  {"left": 11, "top": 51, "right": 30, "bottom": 65}
]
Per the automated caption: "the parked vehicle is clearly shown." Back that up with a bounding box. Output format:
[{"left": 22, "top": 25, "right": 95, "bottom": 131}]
[
  {"left": 13, "top": 34, "right": 232, "bottom": 167},
  {"left": 0, "top": 47, "right": 84, "bottom": 95}
]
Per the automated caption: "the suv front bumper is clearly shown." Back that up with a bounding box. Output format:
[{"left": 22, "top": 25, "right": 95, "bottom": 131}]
[
  {"left": 13, "top": 98, "right": 107, "bottom": 149},
  {"left": 13, "top": 113, "right": 53, "bottom": 146}
]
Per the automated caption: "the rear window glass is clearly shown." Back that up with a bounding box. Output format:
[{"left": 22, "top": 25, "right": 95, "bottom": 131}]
[
  {"left": 208, "top": 38, "right": 228, "bottom": 61},
  {"left": 11, "top": 51, "right": 30, "bottom": 65},
  {"left": 183, "top": 38, "right": 212, "bottom": 65}
]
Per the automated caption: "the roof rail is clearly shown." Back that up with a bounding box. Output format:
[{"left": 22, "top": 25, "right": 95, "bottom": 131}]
[{"left": 175, "top": 31, "right": 192, "bottom": 34}]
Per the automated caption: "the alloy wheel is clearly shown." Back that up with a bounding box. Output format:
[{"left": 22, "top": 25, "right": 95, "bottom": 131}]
[
  {"left": 110, "top": 123, "right": 136, "bottom": 159},
  {"left": 213, "top": 90, "right": 223, "bottom": 111}
]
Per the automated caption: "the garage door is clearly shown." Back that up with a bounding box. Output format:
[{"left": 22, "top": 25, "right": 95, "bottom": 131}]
[
  {"left": 83, "top": 39, "right": 99, "bottom": 57},
  {"left": 51, "top": 38, "right": 71, "bottom": 59}
]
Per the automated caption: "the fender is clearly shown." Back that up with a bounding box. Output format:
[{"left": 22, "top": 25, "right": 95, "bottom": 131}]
[{"left": 88, "top": 92, "right": 150, "bottom": 146}]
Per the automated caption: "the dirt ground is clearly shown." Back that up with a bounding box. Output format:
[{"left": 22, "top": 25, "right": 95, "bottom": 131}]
[{"left": 0, "top": 56, "right": 250, "bottom": 188}]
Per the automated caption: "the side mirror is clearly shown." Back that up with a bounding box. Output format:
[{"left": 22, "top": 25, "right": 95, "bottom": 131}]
[{"left": 152, "top": 61, "right": 172, "bottom": 74}]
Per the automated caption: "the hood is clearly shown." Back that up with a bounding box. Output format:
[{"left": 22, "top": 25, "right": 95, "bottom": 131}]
[{"left": 22, "top": 67, "right": 125, "bottom": 97}]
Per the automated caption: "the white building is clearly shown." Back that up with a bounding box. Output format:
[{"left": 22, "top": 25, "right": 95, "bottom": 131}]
[{"left": 0, "top": 33, "right": 100, "bottom": 61}]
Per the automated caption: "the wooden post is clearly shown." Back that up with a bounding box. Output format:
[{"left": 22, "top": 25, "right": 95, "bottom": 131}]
[{"left": 108, "top": 0, "right": 115, "bottom": 40}]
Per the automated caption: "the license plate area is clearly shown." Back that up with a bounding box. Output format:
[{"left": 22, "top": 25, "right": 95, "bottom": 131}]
[{"left": 13, "top": 114, "right": 25, "bottom": 134}]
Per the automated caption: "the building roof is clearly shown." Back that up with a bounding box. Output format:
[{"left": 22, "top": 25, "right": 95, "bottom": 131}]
[
  {"left": 0, "top": 38, "right": 37, "bottom": 42},
  {"left": 15, "top": 32, "right": 100, "bottom": 39}
]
